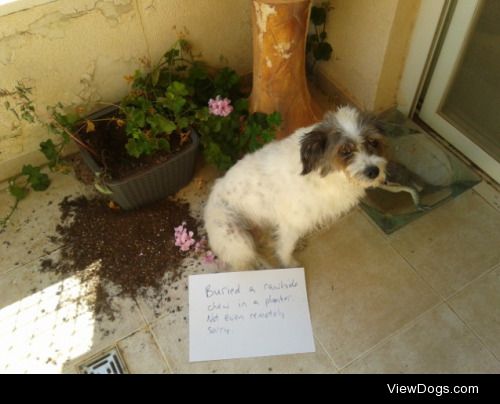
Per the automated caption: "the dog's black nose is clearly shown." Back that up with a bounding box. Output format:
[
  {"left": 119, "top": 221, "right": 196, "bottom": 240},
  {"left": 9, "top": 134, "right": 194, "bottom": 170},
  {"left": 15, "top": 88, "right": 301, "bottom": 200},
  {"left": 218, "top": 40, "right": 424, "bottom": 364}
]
[{"left": 365, "top": 166, "right": 380, "bottom": 179}]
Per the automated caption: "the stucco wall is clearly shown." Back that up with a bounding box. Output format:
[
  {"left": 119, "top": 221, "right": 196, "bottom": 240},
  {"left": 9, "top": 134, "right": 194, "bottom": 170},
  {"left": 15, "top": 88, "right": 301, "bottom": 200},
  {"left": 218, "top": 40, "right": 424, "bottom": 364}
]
[
  {"left": 1, "top": 0, "right": 421, "bottom": 181},
  {"left": 316, "top": 0, "right": 421, "bottom": 112},
  {"left": 0, "top": 0, "right": 252, "bottom": 181}
]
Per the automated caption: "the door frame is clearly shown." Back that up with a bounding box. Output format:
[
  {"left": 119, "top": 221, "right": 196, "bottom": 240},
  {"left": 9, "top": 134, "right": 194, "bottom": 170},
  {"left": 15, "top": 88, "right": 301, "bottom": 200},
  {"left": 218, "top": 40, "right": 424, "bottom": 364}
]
[
  {"left": 397, "top": 0, "right": 450, "bottom": 116},
  {"left": 398, "top": 0, "right": 499, "bottom": 183}
]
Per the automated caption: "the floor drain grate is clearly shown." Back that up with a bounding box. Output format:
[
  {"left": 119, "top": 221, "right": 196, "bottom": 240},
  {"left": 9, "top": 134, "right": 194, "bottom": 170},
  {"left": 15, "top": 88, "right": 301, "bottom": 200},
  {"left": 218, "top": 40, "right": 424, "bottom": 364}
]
[{"left": 79, "top": 348, "right": 127, "bottom": 374}]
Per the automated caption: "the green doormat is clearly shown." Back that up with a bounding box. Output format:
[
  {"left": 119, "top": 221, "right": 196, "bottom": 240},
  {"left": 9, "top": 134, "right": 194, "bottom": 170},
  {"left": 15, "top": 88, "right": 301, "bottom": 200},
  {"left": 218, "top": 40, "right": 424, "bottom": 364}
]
[{"left": 361, "top": 110, "right": 481, "bottom": 234}]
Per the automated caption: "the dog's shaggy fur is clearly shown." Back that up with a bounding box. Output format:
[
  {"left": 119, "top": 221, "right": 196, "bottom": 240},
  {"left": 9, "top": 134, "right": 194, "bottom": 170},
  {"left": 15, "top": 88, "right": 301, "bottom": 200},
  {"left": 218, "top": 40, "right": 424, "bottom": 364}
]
[{"left": 204, "top": 106, "right": 387, "bottom": 270}]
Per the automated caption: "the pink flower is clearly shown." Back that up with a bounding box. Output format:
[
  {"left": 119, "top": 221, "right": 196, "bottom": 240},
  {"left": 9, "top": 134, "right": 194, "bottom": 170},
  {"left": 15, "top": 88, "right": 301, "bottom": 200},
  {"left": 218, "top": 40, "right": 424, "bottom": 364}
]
[
  {"left": 194, "top": 237, "right": 207, "bottom": 253},
  {"left": 173, "top": 223, "right": 217, "bottom": 265},
  {"left": 174, "top": 222, "right": 196, "bottom": 252},
  {"left": 203, "top": 250, "right": 216, "bottom": 264},
  {"left": 208, "top": 96, "right": 233, "bottom": 117}
]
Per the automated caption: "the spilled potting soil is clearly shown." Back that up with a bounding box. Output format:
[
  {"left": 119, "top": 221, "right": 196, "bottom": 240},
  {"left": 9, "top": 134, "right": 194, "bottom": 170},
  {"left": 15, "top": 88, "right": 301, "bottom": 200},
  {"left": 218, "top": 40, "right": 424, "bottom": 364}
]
[{"left": 41, "top": 195, "right": 201, "bottom": 320}]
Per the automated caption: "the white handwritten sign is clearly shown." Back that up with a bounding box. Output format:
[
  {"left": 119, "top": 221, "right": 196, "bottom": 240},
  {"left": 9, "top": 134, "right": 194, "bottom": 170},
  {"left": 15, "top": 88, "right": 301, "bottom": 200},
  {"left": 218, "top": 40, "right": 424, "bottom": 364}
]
[{"left": 188, "top": 267, "right": 315, "bottom": 362}]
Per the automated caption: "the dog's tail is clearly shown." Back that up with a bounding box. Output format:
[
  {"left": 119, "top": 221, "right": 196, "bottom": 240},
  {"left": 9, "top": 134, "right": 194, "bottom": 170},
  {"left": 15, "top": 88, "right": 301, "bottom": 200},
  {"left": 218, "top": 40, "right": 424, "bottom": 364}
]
[{"left": 204, "top": 193, "right": 258, "bottom": 271}]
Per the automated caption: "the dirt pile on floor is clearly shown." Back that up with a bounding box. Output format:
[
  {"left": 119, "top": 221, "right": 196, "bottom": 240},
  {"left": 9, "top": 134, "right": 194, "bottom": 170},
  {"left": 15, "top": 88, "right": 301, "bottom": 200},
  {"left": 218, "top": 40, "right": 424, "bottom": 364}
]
[{"left": 41, "top": 195, "right": 200, "bottom": 319}]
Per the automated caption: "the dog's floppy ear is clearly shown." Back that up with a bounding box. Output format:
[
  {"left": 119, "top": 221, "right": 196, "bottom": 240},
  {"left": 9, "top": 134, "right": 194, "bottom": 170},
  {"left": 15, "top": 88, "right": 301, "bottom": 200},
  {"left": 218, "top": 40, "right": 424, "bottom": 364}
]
[
  {"left": 361, "top": 111, "right": 387, "bottom": 136},
  {"left": 300, "top": 130, "right": 329, "bottom": 175}
]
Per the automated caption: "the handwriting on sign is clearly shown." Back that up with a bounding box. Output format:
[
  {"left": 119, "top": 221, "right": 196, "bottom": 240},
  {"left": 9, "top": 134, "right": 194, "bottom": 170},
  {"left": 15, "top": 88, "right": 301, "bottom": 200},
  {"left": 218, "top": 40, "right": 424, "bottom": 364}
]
[
  {"left": 189, "top": 268, "right": 315, "bottom": 362},
  {"left": 202, "top": 280, "right": 298, "bottom": 334}
]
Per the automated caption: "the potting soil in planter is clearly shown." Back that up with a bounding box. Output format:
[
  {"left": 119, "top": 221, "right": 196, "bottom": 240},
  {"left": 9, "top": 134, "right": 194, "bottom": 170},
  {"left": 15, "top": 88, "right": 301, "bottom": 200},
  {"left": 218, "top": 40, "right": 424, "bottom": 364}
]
[{"left": 80, "top": 117, "right": 192, "bottom": 181}]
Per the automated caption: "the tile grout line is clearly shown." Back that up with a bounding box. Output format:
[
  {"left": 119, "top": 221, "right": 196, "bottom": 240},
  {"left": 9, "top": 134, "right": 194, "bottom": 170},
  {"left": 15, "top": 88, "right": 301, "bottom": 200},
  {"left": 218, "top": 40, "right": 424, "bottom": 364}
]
[
  {"left": 130, "top": 297, "right": 175, "bottom": 373},
  {"left": 444, "top": 301, "right": 500, "bottom": 363},
  {"left": 69, "top": 323, "right": 148, "bottom": 374},
  {"left": 443, "top": 265, "right": 500, "bottom": 364},
  {"left": 445, "top": 262, "right": 500, "bottom": 302},
  {"left": 0, "top": 245, "right": 64, "bottom": 278},
  {"left": 386, "top": 241, "right": 445, "bottom": 301},
  {"left": 337, "top": 300, "right": 444, "bottom": 372},
  {"left": 0, "top": 187, "right": 92, "bottom": 277},
  {"left": 313, "top": 335, "right": 341, "bottom": 373},
  {"left": 147, "top": 322, "right": 176, "bottom": 374},
  {"left": 132, "top": 296, "right": 149, "bottom": 325},
  {"left": 359, "top": 201, "right": 494, "bottom": 308}
]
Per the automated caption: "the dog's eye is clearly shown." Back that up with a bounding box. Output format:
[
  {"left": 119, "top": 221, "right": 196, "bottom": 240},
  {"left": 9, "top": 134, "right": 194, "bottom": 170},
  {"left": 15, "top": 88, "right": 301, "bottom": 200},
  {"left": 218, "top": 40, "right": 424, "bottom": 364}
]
[
  {"left": 367, "top": 139, "right": 379, "bottom": 148},
  {"left": 340, "top": 148, "right": 353, "bottom": 158}
]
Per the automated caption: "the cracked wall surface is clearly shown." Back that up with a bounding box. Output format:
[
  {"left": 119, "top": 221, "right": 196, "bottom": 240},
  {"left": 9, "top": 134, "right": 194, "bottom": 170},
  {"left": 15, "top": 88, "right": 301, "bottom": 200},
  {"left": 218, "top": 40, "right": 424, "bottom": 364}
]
[{"left": 0, "top": 0, "right": 252, "bottom": 181}]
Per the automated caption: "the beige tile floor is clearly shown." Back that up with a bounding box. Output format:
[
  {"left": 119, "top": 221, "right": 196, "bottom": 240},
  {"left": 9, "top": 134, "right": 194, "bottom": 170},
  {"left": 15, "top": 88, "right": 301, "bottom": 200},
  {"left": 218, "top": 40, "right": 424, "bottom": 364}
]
[{"left": 0, "top": 164, "right": 499, "bottom": 374}]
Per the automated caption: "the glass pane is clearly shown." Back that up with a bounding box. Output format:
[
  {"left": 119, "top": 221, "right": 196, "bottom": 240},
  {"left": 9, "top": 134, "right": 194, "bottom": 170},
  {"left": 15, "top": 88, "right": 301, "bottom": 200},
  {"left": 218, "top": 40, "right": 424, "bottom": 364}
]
[
  {"left": 360, "top": 110, "right": 481, "bottom": 234},
  {"left": 440, "top": 0, "right": 500, "bottom": 162}
]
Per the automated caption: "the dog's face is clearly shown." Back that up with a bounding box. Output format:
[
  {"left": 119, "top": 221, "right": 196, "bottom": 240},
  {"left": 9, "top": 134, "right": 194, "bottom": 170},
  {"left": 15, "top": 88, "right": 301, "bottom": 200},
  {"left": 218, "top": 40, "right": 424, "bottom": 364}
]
[{"left": 300, "top": 106, "right": 387, "bottom": 187}]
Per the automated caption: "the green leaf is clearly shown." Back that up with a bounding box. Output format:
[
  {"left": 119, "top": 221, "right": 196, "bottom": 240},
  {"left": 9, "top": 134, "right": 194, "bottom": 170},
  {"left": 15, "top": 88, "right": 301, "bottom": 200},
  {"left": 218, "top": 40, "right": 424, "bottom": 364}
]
[
  {"left": 178, "top": 38, "right": 190, "bottom": 51},
  {"left": 260, "top": 129, "right": 274, "bottom": 143},
  {"left": 213, "top": 118, "right": 222, "bottom": 133},
  {"left": 308, "top": 33, "right": 319, "bottom": 43},
  {"left": 168, "top": 81, "right": 189, "bottom": 97},
  {"left": 40, "top": 139, "right": 59, "bottom": 166},
  {"left": 164, "top": 48, "right": 180, "bottom": 65},
  {"left": 188, "top": 62, "right": 209, "bottom": 80},
  {"left": 314, "top": 42, "right": 333, "bottom": 61},
  {"left": 8, "top": 183, "right": 29, "bottom": 201},
  {"left": 21, "top": 165, "right": 51, "bottom": 191},
  {"left": 125, "top": 139, "right": 142, "bottom": 158},
  {"left": 249, "top": 112, "right": 267, "bottom": 127},
  {"left": 158, "top": 138, "right": 171, "bottom": 152},
  {"left": 21, "top": 111, "right": 35, "bottom": 123},
  {"left": 54, "top": 111, "right": 80, "bottom": 129},
  {"left": 128, "top": 128, "right": 143, "bottom": 140},
  {"left": 148, "top": 115, "right": 176, "bottom": 135},
  {"left": 125, "top": 136, "right": 154, "bottom": 158},
  {"left": 93, "top": 172, "right": 114, "bottom": 195},
  {"left": 176, "top": 116, "right": 190, "bottom": 129},
  {"left": 214, "top": 68, "right": 240, "bottom": 94},
  {"left": 195, "top": 107, "right": 210, "bottom": 122},
  {"left": 94, "top": 181, "right": 113, "bottom": 195},
  {"left": 266, "top": 112, "right": 282, "bottom": 127},
  {"left": 234, "top": 98, "right": 249, "bottom": 113},
  {"left": 310, "top": 6, "right": 326, "bottom": 25},
  {"left": 201, "top": 139, "right": 233, "bottom": 171},
  {"left": 127, "top": 108, "right": 146, "bottom": 128}
]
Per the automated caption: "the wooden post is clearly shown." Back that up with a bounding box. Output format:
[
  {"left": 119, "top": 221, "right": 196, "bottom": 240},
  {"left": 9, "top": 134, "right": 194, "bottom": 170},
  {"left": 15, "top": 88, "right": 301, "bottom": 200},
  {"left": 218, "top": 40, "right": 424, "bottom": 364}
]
[{"left": 250, "top": 0, "right": 322, "bottom": 139}]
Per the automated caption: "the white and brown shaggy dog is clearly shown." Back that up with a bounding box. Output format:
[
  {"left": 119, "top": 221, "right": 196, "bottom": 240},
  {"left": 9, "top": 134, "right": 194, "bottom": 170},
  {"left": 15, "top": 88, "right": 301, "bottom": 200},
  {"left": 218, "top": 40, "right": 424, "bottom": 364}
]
[{"left": 204, "top": 106, "right": 387, "bottom": 270}]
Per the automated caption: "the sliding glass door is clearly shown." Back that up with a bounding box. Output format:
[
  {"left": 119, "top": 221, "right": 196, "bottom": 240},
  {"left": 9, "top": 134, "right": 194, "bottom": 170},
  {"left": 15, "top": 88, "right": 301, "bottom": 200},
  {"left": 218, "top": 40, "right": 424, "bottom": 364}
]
[{"left": 420, "top": 0, "right": 500, "bottom": 182}]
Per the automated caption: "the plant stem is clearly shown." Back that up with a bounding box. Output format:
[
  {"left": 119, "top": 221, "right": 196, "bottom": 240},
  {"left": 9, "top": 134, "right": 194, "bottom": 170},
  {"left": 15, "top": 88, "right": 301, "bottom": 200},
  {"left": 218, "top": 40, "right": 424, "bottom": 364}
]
[
  {"left": 52, "top": 120, "right": 101, "bottom": 161},
  {"left": 0, "top": 197, "right": 20, "bottom": 233}
]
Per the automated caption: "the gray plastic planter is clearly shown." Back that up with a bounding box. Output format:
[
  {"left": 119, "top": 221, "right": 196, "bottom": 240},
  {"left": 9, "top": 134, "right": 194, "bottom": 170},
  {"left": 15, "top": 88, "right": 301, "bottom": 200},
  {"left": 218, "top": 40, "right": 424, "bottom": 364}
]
[{"left": 79, "top": 107, "right": 199, "bottom": 210}]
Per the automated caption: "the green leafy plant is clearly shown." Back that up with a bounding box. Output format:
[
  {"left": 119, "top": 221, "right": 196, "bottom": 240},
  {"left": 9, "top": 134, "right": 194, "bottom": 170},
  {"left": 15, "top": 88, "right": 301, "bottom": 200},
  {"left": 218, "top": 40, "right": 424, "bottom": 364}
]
[
  {"left": 0, "top": 39, "right": 282, "bottom": 230},
  {"left": 306, "top": 1, "right": 334, "bottom": 74},
  {"left": 119, "top": 39, "right": 282, "bottom": 171},
  {"left": 0, "top": 83, "right": 92, "bottom": 231},
  {"left": 116, "top": 43, "right": 202, "bottom": 159},
  {"left": 197, "top": 99, "right": 281, "bottom": 171}
]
